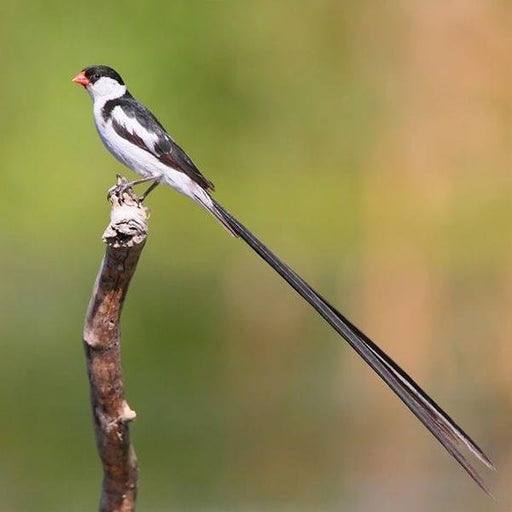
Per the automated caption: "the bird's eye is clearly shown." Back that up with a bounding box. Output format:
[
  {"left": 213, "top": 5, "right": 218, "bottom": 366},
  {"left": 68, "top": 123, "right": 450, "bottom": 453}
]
[{"left": 93, "top": 73, "right": 100, "bottom": 80}]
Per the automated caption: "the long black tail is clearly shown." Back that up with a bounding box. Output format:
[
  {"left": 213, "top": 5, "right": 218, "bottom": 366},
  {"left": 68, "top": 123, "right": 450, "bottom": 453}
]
[{"left": 210, "top": 199, "right": 494, "bottom": 494}]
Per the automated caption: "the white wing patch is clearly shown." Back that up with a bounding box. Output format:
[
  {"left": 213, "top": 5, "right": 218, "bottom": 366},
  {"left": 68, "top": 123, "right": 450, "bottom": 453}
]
[{"left": 111, "top": 106, "right": 160, "bottom": 154}]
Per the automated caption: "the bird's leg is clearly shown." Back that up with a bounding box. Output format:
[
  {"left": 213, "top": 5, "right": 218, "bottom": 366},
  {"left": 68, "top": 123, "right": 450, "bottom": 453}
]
[
  {"left": 139, "top": 179, "right": 161, "bottom": 202},
  {"left": 107, "top": 176, "right": 155, "bottom": 199},
  {"left": 123, "top": 176, "right": 156, "bottom": 190}
]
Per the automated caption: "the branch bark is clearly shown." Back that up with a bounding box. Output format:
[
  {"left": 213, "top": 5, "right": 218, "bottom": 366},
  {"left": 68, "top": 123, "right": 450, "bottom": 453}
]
[{"left": 83, "top": 176, "right": 149, "bottom": 512}]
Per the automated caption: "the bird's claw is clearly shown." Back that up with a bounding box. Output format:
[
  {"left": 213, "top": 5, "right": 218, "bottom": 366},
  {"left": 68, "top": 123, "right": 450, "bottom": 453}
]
[
  {"left": 107, "top": 183, "right": 125, "bottom": 200},
  {"left": 107, "top": 176, "right": 131, "bottom": 201}
]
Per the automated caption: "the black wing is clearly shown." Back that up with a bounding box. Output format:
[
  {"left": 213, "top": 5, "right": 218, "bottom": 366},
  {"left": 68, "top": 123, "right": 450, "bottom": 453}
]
[{"left": 104, "top": 93, "right": 215, "bottom": 191}]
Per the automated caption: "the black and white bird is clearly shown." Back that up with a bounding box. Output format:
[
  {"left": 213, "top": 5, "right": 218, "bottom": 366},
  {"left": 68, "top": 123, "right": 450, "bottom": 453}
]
[{"left": 73, "top": 65, "right": 493, "bottom": 493}]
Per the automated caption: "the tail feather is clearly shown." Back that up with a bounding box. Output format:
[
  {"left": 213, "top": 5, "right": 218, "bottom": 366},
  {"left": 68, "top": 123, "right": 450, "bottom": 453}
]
[
  {"left": 192, "top": 190, "right": 238, "bottom": 237},
  {"left": 210, "top": 198, "right": 493, "bottom": 494}
]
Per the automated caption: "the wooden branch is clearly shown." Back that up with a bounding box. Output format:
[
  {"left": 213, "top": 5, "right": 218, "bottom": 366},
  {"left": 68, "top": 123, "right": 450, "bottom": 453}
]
[{"left": 83, "top": 176, "right": 149, "bottom": 512}]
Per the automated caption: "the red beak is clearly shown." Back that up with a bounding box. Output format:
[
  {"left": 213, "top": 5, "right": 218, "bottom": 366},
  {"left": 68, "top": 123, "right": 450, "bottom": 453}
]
[{"left": 72, "top": 71, "right": 90, "bottom": 86}]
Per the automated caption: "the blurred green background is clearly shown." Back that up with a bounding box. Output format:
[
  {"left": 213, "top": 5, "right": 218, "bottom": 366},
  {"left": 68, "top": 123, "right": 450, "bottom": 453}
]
[{"left": 0, "top": 1, "right": 510, "bottom": 510}]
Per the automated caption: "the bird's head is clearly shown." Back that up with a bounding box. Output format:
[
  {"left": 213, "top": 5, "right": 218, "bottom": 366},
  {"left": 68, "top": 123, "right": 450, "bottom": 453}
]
[{"left": 72, "top": 65, "right": 126, "bottom": 100}]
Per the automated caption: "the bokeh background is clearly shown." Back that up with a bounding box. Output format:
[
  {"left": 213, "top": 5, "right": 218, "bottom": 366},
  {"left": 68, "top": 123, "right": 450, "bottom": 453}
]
[{"left": 0, "top": 1, "right": 510, "bottom": 510}]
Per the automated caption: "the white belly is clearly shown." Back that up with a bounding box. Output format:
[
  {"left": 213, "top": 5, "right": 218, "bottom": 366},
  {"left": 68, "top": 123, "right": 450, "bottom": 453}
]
[
  {"left": 93, "top": 113, "right": 212, "bottom": 207},
  {"left": 96, "top": 120, "right": 161, "bottom": 178}
]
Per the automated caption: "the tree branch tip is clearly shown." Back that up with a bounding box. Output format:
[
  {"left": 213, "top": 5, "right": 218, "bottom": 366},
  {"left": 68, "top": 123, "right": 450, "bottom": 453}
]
[
  {"left": 102, "top": 176, "right": 149, "bottom": 248},
  {"left": 121, "top": 401, "right": 137, "bottom": 423},
  {"left": 106, "top": 174, "right": 150, "bottom": 212}
]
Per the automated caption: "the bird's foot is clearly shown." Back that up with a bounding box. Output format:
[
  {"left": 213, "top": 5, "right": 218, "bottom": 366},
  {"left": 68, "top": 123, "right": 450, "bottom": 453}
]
[
  {"left": 107, "top": 175, "right": 131, "bottom": 201},
  {"left": 107, "top": 175, "right": 159, "bottom": 204}
]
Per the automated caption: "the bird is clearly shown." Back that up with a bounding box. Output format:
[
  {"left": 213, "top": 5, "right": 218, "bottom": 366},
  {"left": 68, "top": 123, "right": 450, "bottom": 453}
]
[{"left": 73, "top": 65, "right": 494, "bottom": 493}]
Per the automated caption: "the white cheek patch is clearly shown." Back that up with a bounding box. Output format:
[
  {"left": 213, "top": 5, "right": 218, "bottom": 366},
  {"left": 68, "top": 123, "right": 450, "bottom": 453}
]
[{"left": 92, "top": 77, "right": 126, "bottom": 99}]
